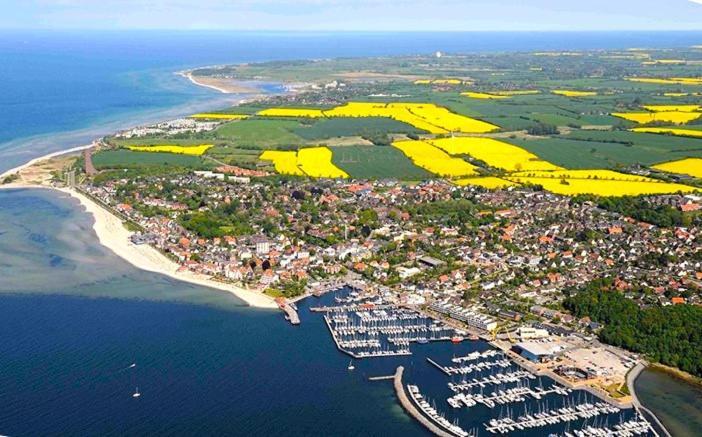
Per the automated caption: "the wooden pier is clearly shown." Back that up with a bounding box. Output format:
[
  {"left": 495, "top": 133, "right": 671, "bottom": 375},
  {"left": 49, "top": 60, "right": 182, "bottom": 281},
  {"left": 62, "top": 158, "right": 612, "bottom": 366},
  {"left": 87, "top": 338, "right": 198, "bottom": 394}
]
[{"left": 368, "top": 374, "right": 396, "bottom": 381}]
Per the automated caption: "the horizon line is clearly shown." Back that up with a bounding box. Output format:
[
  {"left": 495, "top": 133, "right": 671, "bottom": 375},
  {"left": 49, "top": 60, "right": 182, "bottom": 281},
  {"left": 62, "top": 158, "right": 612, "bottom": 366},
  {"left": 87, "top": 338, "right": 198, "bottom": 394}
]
[{"left": 2, "top": 28, "right": 702, "bottom": 33}]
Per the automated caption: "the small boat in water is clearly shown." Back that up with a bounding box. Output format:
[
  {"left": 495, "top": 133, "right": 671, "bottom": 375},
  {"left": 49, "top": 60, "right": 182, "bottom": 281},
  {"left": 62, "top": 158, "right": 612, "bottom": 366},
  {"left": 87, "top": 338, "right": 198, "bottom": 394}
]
[
  {"left": 417, "top": 338, "right": 429, "bottom": 344},
  {"left": 348, "top": 360, "right": 355, "bottom": 371},
  {"left": 132, "top": 387, "right": 141, "bottom": 398},
  {"left": 451, "top": 336, "right": 464, "bottom": 344}
]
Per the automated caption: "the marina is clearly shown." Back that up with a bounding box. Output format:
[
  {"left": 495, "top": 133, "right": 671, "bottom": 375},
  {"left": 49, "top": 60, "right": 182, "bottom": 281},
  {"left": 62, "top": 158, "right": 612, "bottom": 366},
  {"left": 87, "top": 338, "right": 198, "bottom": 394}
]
[
  {"left": 308, "top": 286, "right": 658, "bottom": 436},
  {"left": 318, "top": 287, "right": 456, "bottom": 358},
  {"left": 448, "top": 370, "right": 536, "bottom": 392}
]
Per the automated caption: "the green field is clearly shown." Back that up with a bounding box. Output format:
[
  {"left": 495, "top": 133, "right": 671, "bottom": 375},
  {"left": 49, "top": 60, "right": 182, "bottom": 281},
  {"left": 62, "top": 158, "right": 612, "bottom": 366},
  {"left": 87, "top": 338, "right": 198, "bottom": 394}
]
[
  {"left": 331, "top": 146, "right": 431, "bottom": 180},
  {"left": 513, "top": 131, "right": 702, "bottom": 169},
  {"left": 294, "top": 117, "right": 421, "bottom": 140},
  {"left": 211, "top": 119, "right": 304, "bottom": 147},
  {"left": 93, "top": 150, "right": 206, "bottom": 169}
]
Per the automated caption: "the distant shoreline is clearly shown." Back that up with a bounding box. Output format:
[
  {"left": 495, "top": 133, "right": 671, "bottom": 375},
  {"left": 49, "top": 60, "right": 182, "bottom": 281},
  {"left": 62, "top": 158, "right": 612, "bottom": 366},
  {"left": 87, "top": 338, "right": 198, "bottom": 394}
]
[{"left": 179, "top": 70, "right": 263, "bottom": 94}]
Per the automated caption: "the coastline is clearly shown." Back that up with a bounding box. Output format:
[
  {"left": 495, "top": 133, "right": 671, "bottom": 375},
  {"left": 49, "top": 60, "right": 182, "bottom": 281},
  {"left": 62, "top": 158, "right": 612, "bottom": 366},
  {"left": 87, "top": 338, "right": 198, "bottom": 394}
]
[
  {"left": 0, "top": 143, "right": 94, "bottom": 181},
  {"left": 0, "top": 181, "right": 277, "bottom": 310},
  {"left": 180, "top": 71, "right": 230, "bottom": 94},
  {"left": 646, "top": 362, "right": 702, "bottom": 387},
  {"left": 179, "top": 70, "right": 263, "bottom": 94}
]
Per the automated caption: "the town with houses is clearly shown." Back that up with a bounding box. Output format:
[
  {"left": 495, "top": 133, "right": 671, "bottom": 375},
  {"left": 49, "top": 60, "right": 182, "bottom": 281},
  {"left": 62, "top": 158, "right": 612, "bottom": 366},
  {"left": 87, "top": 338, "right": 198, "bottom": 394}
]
[{"left": 69, "top": 153, "right": 702, "bottom": 414}]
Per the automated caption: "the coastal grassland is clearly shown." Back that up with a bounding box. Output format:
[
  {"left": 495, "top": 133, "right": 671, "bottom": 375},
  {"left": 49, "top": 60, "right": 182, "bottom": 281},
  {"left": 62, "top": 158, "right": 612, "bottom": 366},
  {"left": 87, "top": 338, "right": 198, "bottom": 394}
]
[
  {"left": 513, "top": 130, "right": 702, "bottom": 168},
  {"left": 424, "top": 92, "right": 621, "bottom": 130},
  {"left": 653, "top": 158, "right": 702, "bottom": 179},
  {"left": 206, "top": 146, "right": 262, "bottom": 165},
  {"left": 330, "top": 145, "right": 432, "bottom": 180},
  {"left": 92, "top": 150, "right": 206, "bottom": 169},
  {"left": 511, "top": 137, "right": 644, "bottom": 169},
  {"left": 294, "top": 117, "right": 421, "bottom": 140},
  {"left": 211, "top": 119, "right": 305, "bottom": 147}
]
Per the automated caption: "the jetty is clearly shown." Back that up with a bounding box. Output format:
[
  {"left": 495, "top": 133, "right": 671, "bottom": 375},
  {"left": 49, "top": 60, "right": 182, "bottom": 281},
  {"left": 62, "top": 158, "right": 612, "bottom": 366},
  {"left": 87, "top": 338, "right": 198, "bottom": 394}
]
[
  {"left": 393, "top": 367, "right": 466, "bottom": 437},
  {"left": 278, "top": 300, "right": 300, "bottom": 325},
  {"left": 368, "top": 374, "right": 396, "bottom": 381}
]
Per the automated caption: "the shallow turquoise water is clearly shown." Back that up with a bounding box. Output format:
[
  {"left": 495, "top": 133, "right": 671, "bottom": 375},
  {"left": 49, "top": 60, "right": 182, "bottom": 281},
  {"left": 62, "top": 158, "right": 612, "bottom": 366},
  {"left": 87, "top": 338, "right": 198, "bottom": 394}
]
[{"left": 635, "top": 368, "right": 702, "bottom": 437}]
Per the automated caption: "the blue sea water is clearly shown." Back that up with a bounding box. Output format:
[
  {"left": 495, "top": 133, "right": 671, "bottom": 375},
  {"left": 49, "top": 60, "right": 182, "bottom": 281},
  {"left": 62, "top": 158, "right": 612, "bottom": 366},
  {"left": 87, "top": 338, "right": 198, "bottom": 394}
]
[
  {"left": 0, "top": 189, "right": 652, "bottom": 436},
  {"left": 2, "top": 31, "right": 702, "bottom": 435}
]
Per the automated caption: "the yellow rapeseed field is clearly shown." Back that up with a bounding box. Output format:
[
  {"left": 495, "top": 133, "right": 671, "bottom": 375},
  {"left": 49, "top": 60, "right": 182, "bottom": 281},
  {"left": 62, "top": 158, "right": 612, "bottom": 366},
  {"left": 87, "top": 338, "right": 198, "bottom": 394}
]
[
  {"left": 663, "top": 92, "right": 702, "bottom": 97},
  {"left": 505, "top": 177, "right": 695, "bottom": 196},
  {"left": 552, "top": 90, "right": 598, "bottom": 97},
  {"left": 260, "top": 102, "right": 499, "bottom": 135},
  {"left": 642, "top": 105, "right": 701, "bottom": 112},
  {"left": 392, "top": 140, "right": 478, "bottom": 177},
  {"left": 402, "top": 103, "right": 498, "bottom": 134},
  {"left": 627, "top": 77, "right": 702, "bottom": 85},
  {"left": 296, "top": 147, "right": 349, "bottom": 178},
  {"left": 454, "top": 177, "right": 516, "bottom": 189},
  {"left": 427, "top": 137, "right": 562, "bottom": 172},
  {"left": 461, "top": 92, "right": 508, "bottom": 100},
  {"left": 257, "top": 108, "right": 326, "bottom": 117},
  {"left": 631, "top": 127, "right": 702, "bottom": 138},
  {"left": 189, "top": 113, "right": 248, "bottom": 120},
  {"left": 505, "top": 169, "right": 695, "bottom": 196},
  {"left": 259, "top": 150, "right": 305, "bottom": 176},
  {"left": 612, "top": 112, "right": 702, "bottom": 124},
  {"left": 127, "top": 144, "right": 213, "bottom": 156},
  {"left": 652, "top": 158, "right": 702, "bottom": 179}
]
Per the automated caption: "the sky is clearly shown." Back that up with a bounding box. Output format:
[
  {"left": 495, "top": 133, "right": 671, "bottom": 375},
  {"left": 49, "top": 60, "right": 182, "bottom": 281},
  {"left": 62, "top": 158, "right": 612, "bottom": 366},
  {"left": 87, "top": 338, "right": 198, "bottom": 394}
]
[{"left": 2, "top": 0, "right": 702, "bottom": 31}]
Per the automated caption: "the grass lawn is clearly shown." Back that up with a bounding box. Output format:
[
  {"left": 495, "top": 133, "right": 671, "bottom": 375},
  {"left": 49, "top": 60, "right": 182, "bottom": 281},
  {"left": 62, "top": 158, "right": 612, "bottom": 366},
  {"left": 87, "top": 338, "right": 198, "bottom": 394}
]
[{"left": 331, "top": 145, "right": 432, "bottom": 180}]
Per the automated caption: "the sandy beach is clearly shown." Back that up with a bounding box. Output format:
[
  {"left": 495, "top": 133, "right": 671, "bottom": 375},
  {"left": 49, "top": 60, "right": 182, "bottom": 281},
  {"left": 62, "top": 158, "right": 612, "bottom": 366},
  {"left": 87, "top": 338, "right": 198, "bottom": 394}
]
[
  {"left": 180, "top": 71, "right": 262, "bottom": 94},
  {"left": 1, "top": 170, "right": 277, "bottom": 309},
  {"left": 0, "top": 143, "right": 94, "bottom": 181}
]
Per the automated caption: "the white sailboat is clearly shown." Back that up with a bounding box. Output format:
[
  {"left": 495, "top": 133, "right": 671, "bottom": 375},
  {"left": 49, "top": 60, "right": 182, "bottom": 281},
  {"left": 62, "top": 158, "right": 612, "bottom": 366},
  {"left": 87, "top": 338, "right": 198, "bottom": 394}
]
[
  {"left": 132, "top": 387, "right": 141, "bottom": 398},
  {"left": 348, "top": 360, "right": 355, "bottom": 370}
]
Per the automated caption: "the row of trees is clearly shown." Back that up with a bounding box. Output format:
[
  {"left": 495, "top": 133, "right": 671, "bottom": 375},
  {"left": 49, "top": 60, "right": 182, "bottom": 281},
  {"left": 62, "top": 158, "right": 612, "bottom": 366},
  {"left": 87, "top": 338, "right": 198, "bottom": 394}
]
[
  {"left": 573, "top": 195, "right": 690, "bottom": 227},
  {"left": 564, "top": 280, "right": 702, "bottom": 377}
]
